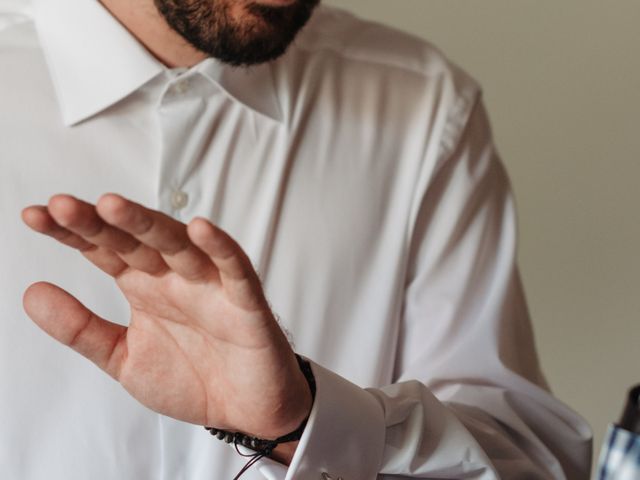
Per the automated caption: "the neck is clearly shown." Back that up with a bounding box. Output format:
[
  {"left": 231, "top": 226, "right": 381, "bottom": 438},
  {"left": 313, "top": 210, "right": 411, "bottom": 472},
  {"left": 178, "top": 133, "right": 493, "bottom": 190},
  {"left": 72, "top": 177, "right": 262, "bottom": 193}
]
[{"left": 99, "top": 0, "right": 208, "bottom": 68}]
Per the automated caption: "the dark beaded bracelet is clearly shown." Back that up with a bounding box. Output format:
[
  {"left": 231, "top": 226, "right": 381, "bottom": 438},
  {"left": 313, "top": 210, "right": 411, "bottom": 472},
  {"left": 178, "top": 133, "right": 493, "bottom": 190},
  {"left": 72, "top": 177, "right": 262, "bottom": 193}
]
[{"left": 203, "top": 354, "right": 316, "bottom": 458}]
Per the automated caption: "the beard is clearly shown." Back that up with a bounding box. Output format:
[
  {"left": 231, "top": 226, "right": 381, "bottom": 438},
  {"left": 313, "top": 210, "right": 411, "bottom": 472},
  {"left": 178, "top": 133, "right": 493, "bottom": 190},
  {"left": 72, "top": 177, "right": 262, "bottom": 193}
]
[{"left": 153, "top": 0, "right": 320, "bottom": 67}]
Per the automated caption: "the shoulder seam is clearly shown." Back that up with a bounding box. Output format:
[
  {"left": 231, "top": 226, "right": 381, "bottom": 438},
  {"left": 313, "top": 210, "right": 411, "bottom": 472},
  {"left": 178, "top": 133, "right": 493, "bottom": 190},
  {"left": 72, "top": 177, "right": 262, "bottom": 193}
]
[{"left": 291, "top": 36, "right": 450, "bottom": 81}]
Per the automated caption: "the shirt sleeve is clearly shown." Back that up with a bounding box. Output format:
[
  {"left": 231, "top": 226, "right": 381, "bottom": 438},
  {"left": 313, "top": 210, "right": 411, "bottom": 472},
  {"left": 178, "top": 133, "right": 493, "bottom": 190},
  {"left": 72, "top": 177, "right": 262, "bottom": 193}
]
[{"left": 257, "top": 93, "right": 593, "bottom": 480}]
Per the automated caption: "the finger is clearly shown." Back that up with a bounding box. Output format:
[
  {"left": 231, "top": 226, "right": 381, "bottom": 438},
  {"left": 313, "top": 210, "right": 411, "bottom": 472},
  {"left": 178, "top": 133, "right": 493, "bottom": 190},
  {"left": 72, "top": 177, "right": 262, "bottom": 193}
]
[
  {"left": 23, "top": 282, "right": 128, "bottom": 380},
  {"left": 22, "top": 205, "right": 95, "bottom": 251},
  {"left": 187, "top": 217, "right": 267, "bottom": 312},
  {"left": 21, "top": 205, "right": 128, "bottom": 276},
  {"left": 47, "top": 195, "right": 168, "bottom": 276},
  {"left": 96, "top": 194, "right": 214, "bottom": 281}
]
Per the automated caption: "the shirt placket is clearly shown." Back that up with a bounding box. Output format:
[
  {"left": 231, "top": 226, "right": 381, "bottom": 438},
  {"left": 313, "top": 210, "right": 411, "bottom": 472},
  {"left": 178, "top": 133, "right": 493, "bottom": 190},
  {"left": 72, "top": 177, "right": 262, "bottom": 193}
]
[{"left": 156, "top": 72, "right": 206, "bottom": 221}]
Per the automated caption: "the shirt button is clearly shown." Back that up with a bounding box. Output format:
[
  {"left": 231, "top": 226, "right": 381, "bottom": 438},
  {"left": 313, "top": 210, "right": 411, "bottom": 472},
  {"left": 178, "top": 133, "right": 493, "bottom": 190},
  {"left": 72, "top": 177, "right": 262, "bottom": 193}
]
[
  {"left": 171, "top": 190, "right": 189, "bottom": 210},
  {"left": 173, "top": 78, "right": 190, "bottom": 94}
]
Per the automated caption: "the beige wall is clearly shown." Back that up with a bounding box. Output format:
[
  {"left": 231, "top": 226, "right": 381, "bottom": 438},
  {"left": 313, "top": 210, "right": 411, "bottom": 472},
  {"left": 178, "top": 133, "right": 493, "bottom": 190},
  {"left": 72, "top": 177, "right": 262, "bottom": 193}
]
[{"left": 326, "top": 0, "right": 640, "bottom": 468}]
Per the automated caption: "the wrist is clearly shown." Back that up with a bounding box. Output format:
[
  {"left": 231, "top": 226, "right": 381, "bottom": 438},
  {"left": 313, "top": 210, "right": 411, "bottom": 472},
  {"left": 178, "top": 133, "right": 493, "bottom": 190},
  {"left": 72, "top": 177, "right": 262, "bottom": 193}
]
[
  {"left": 204, "top": 354, "right": 316, "bottom": 461},
  {"left": 270, "top": 440, "right": 300, "bottom": 466},
  {"left": 266, "top": 361, "right": 314, "bottom": 438}
]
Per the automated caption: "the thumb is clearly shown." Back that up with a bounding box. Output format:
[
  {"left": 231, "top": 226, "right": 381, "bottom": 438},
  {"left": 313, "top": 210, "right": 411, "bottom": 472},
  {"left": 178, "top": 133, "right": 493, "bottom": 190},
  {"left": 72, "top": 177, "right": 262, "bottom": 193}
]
[{"left": 23, "top": 282, "right": 128, "bottom": 380}]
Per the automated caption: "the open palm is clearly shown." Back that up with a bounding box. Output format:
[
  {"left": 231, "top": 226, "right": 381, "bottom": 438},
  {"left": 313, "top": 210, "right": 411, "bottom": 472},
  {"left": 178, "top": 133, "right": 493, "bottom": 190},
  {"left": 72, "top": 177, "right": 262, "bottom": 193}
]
[{"left": 22, "top": 194, "right": 312, "bottom": 441}]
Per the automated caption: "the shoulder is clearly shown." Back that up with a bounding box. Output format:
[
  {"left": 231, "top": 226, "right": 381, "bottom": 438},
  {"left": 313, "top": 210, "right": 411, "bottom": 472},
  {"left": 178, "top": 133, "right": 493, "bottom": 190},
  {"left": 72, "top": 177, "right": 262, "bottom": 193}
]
[
  {"left": 280, "top": 6, "right": 482, "bottom": 166},
  {"left": 0, "top": 2, "right": 37, "bottom": 45},
  {"left": 292, "top": 5, "right": 480, "bottom": 95},
  {"left": 0, "top": 12, "right": 49, "bottom": 80},
  {"left": 0, "top": 13, "right": 59, "bottom": 133},
  {"left": 0, "top": 11, "right": 42, "bottom": 69}
]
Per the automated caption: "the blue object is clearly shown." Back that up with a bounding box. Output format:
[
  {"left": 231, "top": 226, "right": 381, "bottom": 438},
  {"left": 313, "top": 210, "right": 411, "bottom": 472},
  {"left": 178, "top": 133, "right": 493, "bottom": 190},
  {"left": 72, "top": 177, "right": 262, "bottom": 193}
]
[{"left": 597, "top": 425, "right": 640, "bottom": 480}]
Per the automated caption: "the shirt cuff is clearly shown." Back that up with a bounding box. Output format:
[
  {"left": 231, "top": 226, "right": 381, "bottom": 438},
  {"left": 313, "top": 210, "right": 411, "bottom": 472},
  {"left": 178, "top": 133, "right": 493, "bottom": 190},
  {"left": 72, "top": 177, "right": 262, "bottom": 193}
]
[{"left": 257, "top": 360, "right": 386, "bottom": 480}]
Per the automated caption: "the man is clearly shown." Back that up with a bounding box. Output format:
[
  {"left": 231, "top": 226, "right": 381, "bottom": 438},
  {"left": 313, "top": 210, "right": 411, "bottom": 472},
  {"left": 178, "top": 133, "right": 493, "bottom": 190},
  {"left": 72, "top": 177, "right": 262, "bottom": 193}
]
[{"left": 0, "top": 0, "right": 592, "bottom": 478}]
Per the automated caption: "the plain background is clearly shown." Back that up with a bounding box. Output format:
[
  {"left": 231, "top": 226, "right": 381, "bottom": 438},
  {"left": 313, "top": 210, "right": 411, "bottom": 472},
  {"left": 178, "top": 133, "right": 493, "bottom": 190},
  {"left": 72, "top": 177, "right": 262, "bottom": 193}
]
[{"left": 326, "top": 0, "right": 640, "bottom": 471}]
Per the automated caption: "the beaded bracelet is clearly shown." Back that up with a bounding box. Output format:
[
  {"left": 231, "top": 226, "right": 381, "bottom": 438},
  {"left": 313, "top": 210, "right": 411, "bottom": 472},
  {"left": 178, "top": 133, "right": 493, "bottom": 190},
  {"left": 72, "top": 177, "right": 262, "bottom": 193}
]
[{"left": 203, "top": 354, "right": 316, "bottom": 479}]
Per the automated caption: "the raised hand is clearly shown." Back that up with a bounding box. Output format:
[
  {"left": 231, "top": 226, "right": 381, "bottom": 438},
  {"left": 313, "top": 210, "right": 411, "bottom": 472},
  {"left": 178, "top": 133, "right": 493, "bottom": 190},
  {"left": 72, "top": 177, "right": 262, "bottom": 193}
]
[{"left": 21, "top": 194, "right": 312, "bottom": 446}]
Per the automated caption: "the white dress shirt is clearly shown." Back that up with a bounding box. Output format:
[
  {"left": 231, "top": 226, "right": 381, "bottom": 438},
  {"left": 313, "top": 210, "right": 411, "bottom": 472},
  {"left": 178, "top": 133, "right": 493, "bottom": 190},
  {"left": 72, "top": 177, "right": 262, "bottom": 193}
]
[{"left": 0, "top": 1, "right": 592, "bottom": 479}]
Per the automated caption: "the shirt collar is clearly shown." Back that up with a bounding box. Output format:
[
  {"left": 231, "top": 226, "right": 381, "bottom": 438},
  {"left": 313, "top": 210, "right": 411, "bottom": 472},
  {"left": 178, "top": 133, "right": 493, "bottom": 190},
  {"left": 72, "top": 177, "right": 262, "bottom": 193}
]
[
  {"left": 33, "top": 0, "right": 283, "bottom": 126},
  {"left": 196, "top": 59, "right": 282, "bottom": 123}
]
